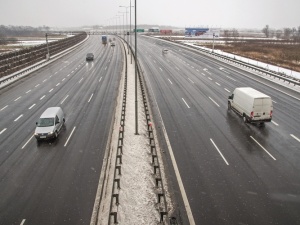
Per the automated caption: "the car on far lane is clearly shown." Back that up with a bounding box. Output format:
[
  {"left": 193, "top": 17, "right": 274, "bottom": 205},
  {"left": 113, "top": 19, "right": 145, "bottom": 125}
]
[
  {"left": 86, "top": 53, "right": 94, "bottom": 61},
  {"left": 110, "top": 42, "right": 115, "bottom": 47}
]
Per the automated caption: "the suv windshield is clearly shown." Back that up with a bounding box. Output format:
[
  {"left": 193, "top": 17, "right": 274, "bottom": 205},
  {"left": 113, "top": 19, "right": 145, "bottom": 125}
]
[{"left": 37, "top": 118, "right": 54, "bottom": 127}]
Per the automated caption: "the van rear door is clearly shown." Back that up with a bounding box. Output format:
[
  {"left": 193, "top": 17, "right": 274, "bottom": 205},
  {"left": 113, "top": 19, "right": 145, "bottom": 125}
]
[{"left": 253, "top": 98, "right": 272, "bottom": 119}]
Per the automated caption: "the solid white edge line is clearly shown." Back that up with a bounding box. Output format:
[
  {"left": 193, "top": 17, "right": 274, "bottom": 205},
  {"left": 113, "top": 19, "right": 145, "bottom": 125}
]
[
  {"left": 21, "top": 135, "right": 34, "bottom": 149},
  {"left": 290, "top": 134, "right": 300, "bottom": 143},
  {"left": 210, "top": 138, "right": 229, "bottom": 165},
  {"left": 0, "top": 128, "right": 7, "bottom": 135},
  {"left": 271, "top": 120, "right": 279, "bottom": 126},
  {"left": 20, "top": 219, "right": 26, "bottom": 225},
  {"left": 144, "top": 67, "right": 196, "bottom": 225},
  {"left": 88, "top": 93, "right": 94, "bottom": 103},
  {"left": 64, "top": 126, "right": 76, "bottom": 147},
  {"left": 209, "top": 97, "right": 220, "bottom": 107},
  {"left": 182, "top": 98, "right": 190, "bottom": 108},
  {"left": 250, "top": 136, "right": 276, "bottom": 160}
]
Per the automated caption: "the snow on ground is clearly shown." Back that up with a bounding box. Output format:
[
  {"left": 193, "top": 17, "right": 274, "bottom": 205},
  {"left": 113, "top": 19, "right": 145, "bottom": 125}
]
[
  {"left": 183, "top": 42, "right": 300, "bottom": 80},
  {"left": 96, "top": 42, "right": 170, "bottom": 224}
]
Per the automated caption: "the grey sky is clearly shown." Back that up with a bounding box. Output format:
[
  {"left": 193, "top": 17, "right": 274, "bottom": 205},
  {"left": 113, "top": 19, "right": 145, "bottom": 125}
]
[{"left": 1, "top": 0, "right": 299, "bottom": 29}]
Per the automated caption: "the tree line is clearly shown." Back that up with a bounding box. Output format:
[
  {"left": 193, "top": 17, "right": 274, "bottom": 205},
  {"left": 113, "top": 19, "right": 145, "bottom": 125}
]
[{"left": 262, "top": 25, "right": 300, "bottom": 41}]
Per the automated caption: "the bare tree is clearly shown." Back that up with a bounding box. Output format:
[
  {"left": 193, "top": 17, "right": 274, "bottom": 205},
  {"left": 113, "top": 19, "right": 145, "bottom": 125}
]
[
  {"left": 283, "top": 28, "right": 293, "bottom": 39},
  {"left": 262, "top": 25, "right": 270, "bottom": 38},
  {"left": 276, "top": 29, "right": 283, "bottom": 39}
]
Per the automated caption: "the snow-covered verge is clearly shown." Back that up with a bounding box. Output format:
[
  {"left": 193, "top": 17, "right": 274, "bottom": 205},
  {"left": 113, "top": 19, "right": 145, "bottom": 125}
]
[{"left": 94, "top": 39, "right": 172, "bottom": 225}]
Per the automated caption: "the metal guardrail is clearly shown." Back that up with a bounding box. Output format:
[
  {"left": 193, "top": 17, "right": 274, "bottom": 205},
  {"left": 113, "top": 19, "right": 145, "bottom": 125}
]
[
  {"left": 0, "top": 33, "right": 87, "bottom": 87},
  {"left": 180, "top": 42, "right": 300, "bottom": 86}
]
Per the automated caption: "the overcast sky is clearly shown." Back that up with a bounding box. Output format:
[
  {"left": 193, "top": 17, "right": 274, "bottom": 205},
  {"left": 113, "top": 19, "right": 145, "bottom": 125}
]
[{"left": 1, "top": 0, "right": 299, "bottom": 29}]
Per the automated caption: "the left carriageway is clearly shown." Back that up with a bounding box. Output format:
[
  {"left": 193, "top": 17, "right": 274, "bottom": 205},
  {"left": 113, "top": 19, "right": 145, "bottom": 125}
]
[{"left": 0, "top": 35, "right": 123, "bottom": 225}]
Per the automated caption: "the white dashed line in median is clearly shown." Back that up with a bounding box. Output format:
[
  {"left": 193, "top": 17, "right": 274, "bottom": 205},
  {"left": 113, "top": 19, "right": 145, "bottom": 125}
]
[
  {"left": 88, "top": 93, "right": 94, "bottom": 103},
  {"left": 14, "top": 114, "right": 23, "bottom": 122},
  {"left": 182, "top": 98, "right": 190, "bottom": 108},
  {"left": 61, "top": 95, "right": 69, "bottom": 104},
  {"left": 1, "top": 105, "right": 8, "bottom": 111},
  {"left": 209, "top": 97, "right": 220, "bottom": 107},
  {"left": 250, "top": 136, "right": 276, "bottom": 160},
  {"left": 29, "top": 104, "right": 36, "bottom": 110},
  {"left": 14, "top": 96, "right": 22, "bottom": 101},
  {"left": 0, "top": 128, "right": 7, "bottom": 135},
  {"left": 21, "top": 135, "right": 34, "bottom": 149},
  {"left": 64, "top": 126, "right": 76, "bottom": 147},
  {"left": 290, "top": 134, "right": 300, "bottom": 143},
  {"left": 210, "top": 138, "right": 229, "bottom": 165}
]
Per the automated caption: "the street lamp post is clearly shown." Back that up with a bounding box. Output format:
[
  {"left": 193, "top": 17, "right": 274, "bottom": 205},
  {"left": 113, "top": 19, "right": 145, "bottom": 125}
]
[
  {"left": 45, "top": 33, "right": 50, "bottom": 60},
  {"left": 134, "top": 0, "right": 138, "bottom": 134}
]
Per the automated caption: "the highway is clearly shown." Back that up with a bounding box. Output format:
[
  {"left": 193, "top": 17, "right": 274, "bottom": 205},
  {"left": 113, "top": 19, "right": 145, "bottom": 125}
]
[
  {"left": 0, "top": 35, "right": 122, "bottom": 225},
  {"left": 136, "top": 36, "right": 300, "bottom": 225}
]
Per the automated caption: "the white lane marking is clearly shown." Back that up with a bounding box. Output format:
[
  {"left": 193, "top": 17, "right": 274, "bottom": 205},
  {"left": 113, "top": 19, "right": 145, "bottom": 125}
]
[
  {"left": 49, "top": 75, "right": 52, "bottom": 78},
  {"left": 188, "top": 78, "right": 194, "bottom": 84},
  {"left": 215, "top": 82, "right": 221, "bottom": 86},
  {"left": 88, "top": 93, "right": 94, "bottom": 103},
  {"left": 226, "top": 76, "right": 236, "bottom": 81},
  {"left": 1, "top": 105, "right": 8, "bottom": 111},
  {"left": 49, "top": 88, "right": 54, "bottom": 93},
  {"left": 191, "top": 66, "right": 194, "bottom": 69},
  {"left": 62, "top": 78, "right": 66, "bottom": 82},
  {"left": 272, "top": 100, "right": 277, "bottom": 103},
  {"left": 26, "top": 90, "right": 31, "bottom": 94},
  {"left": 43, "top": 79, "right": 47, "bottom": 82},
  {"left": 196, "top": 69, "right": 199, "bottom": 72},
  {"left": 250, "top": 136, "right": 276, "bottom": 160},
  {"left": 67, "top": 74, "right": 70, "bottom": 77},
  {"left": 56, "top": 83, "right": 60, "bottom": 87},
  {"left": 159, "top": 67, "right": 163, "bottom": 71},
  {"left": 20, "top": 219, "right": 26, "bottom": 225},
  {"left": 14, "top": 114, "right": 23, "bottom": 122},
  {"left": 79, "top": 78, "right": 84, "bottom": 83},
  {"left": 175, "top": 67, "right": 180, "bottom": 71},
  {"left": 71, "top": 71, "right": 74, "bottom": 73},
  {"left": 219, "top": 67, "right": 223, "bottom": 70},
  {"left": 182, "top": 98, "right": 190, "bottom": 108},
  {"left": 35, "top": 84, "right": 40, "bottom": 88},
  {"left": 153, "top": 60, "right": 156, "bottom": 63},
  {"left": 210, "top": 138, "right": 229, "bottom": 165},
  {"left": 209, "top": 97, "right": 220, "bottom": 107},
  {"left": 290, "top": 134, "right": 300, "bottom": 143},
  {"left": 55, "top": 72, "right": 58, "bottom": 74},
  {"left": 99, "top": 77, "right": 102, "bottom": 82},
  {"left": 105, "top": 66, "right": 107, "bottom": 70},
  {"left": 61, "top": 95, "right": 69, "bottom": 104},
  {"left": 168, "top": 79, "right": 173, "bottom": 84},
  {"left": 64, "top": 126, "right": 76, "bottom": 147},
  {"left": 14, "top": 96, "right": 22, "bottom": 101},
  {"left": 0, "top": 128, "right": 7, "bottom": 135},
  {"left": 223, "top": 70, "right": 230, "bottom": 74},
  {"left": 22, "top": 135, "right": 34, "bottom": 149},
  {"left": 201, "top": 73, "right": 206, "bottom": 76},
  {"left": 271, "top": 121, "right": 279, "bottom": 126},
  {"left": 75, "top": 68, "right": 78, "bottom": 70},
  {"left": 208, "top": 77, "right": 212, "bottom": 80},
  {"left": 40, "top": 95, "right": 46, "bottom": 100},
  {"left": 29, "top": 104, "right": 36, "bottom": 109},
  {"left": 224, "top": 88, "right": 231, "bottom": 93}
]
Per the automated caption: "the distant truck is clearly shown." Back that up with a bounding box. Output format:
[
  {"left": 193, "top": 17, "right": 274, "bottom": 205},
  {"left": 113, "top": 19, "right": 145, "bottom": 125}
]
[
  {"left": 102, "top": 35, "right": 107, "bottom": 44},
  {"left": 228, "top": 87, "right": 273, "bottom": 124}
]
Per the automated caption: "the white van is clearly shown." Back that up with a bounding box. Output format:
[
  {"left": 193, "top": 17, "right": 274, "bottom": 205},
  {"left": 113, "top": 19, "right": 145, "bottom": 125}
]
[
  {"left": 34, "top": 107, "right": 65, "bottom": 140},
  {"left": 228, "top": 87, "right": 273, "bottom": 124}
]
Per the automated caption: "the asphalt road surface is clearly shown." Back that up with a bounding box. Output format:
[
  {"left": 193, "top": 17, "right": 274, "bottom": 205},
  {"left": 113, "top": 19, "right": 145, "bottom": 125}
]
[
  {"left": 136, "top": 36, "right": 300, "bottom": 225},
  {"left": 0, "top": 35, "right": 122, "bottom": 225}
]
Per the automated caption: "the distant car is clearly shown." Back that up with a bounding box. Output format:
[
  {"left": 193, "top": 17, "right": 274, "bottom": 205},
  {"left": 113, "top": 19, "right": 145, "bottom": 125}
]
[
  {"left": 111, "top": 42, "right": 115, "bottom": 46},
  {"left": 86, "top": 53, "right": 94, "bottom": 61},
  {"left": 162, "top": 49, "right": 168, "bottom": 54}
]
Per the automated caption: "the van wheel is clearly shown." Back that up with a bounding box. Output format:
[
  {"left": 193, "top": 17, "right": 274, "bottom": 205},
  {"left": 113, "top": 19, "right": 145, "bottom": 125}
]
[
  {"left": 228, "top": 102, "right": 231, "bottom": 110},
  {"left": 243, "top": 115, "right": 248, "bottom": 123}
]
